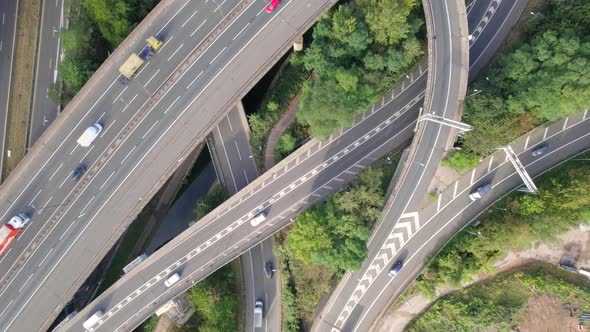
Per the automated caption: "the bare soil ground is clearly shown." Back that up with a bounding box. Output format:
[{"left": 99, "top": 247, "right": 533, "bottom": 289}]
[
  {"left": 3, "top": 0, "right": 41, "bottom": 177},
  {"left": 519, "top": 294, "right": 586, "bottom": 332}
]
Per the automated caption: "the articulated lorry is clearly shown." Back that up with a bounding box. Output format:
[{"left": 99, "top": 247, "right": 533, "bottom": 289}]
[
  {"left": 0, "top": 214, "right": 31, "bottom": 256},
  {"left": 118, "top": 36, "right": 163, "bottom": 84}
]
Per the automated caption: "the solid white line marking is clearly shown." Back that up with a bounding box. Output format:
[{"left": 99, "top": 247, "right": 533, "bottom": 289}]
[
  {"left": 543, "top": 127, "right": 548, "bottom": 140},
  {"left": 234, "top": 140, "right": 242, "bottom": 160},
  {"left": 48, "top": 164, "right": 63, "bottom": 182},
  {"left": 0, "top": 300, "right": 12, "bottom": 319},
  {"left": 524, "top": 136, "right": 530, "bottom": 150},
  {"left": 487, "top": 156, "right": 494, "bottom": 172},
  {"left": 144, "top": 69, "right": 161, "bottom": 87},
  {"left": 80, "top": 146, "right": 94, "bottom": 162},
  {"left": 79, "top": 196, "right": 95, "bottom": 215},
  {"left": 584, "top": 109, "right": 588, "bottom": 120},
  {"left": 186, "top": 71, "right": 204, "bottom": 89},
  {"left": 436, "top": 193, "right": 441, "bottom": 211},
  {"left": 181, "top": 10, "right": 198, "bottom": 27},
  {"left": 38, "top": 248, "right": 53, "bottom": 267},
  {"left": 113, "top": 86, "right": 128, "bottom": 104},
  {"left": 29, "top": 190, "right": 42, "bottom": 205},
  {"left": 190, "top": 20, "right": 207, "bottom": 37},
  {"left": 233, "top": 23, "right": 250, "bottom": 40},
  {"left": 142, "top": 121, "right": 159, "bottom": 140},
  {"left": 59, "top": 220, "right": 77, "bottom": 241},
  {"left": 58, "top": 174, "right": 69, "bottom": 188},
  {"left": 18, "top": 274, "right": 33, "bottom": 293},
  {"left": 167, "top": 44, "right": 184, "bottom": 62},
  {"left": 164, "top": 96, "right": 181, "bottom": 114},
  {"left": 100, "top": 171, "right": 116, "bottom": 190},
  {"left": 452, "top": 182, "right": 458, "bottom": 198},
  {"left": 68, "top": 144, "right": 78, "bottom": 155},
  {"left": 563, "top": 117, "right": 569, "bottom": 130},
  {"left": 470, "top": 168, "right": 476, "bottom": 185},
  {"left": 100, "top": 120, "right": 116, "bottom": 137},
  {"left": 209, "top": 46, "right": 226, "bottom": 65},
  {"left": 120, "top": 146, "right": 137, "bottom": 165},
  {"left": 156, "top": 0, "right": 190, "bottom": 35},
  {"left": 157, "top": 36, "right": 173, "bottom": 52}
]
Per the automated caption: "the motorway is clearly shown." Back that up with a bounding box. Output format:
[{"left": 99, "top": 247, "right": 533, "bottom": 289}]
[
  {"left": 29, "top": 0, "right": 66, "bottom": 146},
  {"left": 0, "top": 0, "right": 336, "bottom": 330},
  {"left": 208, "top": 104, "right": 280, "bottom": 332},
  {"left": 0, "top": 0, "right": 18, "bottom": 180},
  {"left": 312, "top": 0, "right": 469, "bottom": 330},
  {"left": 371, "top": 111, "right": 590, "bottom": 330},
  {"left": 59, "top": 52, "right": 429, "bottom": 330}
]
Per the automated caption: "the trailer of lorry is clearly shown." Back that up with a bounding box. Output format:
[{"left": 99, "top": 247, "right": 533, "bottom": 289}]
[{"left": 118, "top": 37, "right": 163, "bottom": 84}]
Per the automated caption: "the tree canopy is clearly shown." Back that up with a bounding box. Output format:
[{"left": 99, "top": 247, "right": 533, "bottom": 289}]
[
  {"left": 297, "top": 0, "right": 423, "bottom": 139},
  {"left": 285, "top": 167, "right": 385, "bottom": 271}
]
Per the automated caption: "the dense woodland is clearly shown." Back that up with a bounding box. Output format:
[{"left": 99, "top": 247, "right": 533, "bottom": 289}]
[{"left": 446, "top": 0, "right": 590, "bottom": 168}]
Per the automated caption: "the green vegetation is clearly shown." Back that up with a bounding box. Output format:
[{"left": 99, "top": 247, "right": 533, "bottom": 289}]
[
  {"left": 417, "top": 154, "right": 590, "bottom": 289},
  {"left": 298, "top": 0, "right": 424, "bottom": 138},
  {"left": 441, "top": 151, "right": 480, "bottom": 172},
  {"left": 276, "top": 155, "right": 400, "bottom": 329},
  {"left": 56, "top": 0, "right": 158, "bottom": 102},
  {"left": 459, "top": 0, "right": 590, "bottom": 157},
  {"left": 274, "top": 123, "right": 308, "bottom": 162},
  {"left": 142, "top": 315, "right": 158, "bottom": 332},
  {"left": 286, "top": 167, "right": 386, "bottom": 271},
  {"left": 408, "top": 264, "right": 590, "bottom": 331},
  {"left": 427, "top": 192, "right": 437, "bottom": 202},
  {"left": 249, "top": 55, "right": 309, "bottom": 162},
  {"left": 172, "top": 265, "right": 238, "bottom": 332},
  {"left": 193, "top": 184, "right": 228, "bottom": 220}
]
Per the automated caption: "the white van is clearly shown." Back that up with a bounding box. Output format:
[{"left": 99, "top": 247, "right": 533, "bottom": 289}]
[
  {"left": 82, "top": 310, "right": 103, "bottom": 330},
  {"left": 164, "top": 272, "right": 180, "bottom": 287},
  {"left": 77, "top": 124, "right": 103, "bottom": 147},
  {"left": 250, "top": 212, "right": 267, "bottom": 226}
]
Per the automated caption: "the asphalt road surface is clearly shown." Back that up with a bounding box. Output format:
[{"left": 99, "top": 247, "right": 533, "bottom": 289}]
[
  {"left": 370, "top": 111, "right": 590, "bottom": 331},
  {"left": 314, "top": 0, "right": 528, "bottom": 330},
  {"left": 0, "top": 0, "right": 18, "bottom": 181},
  {"left": 0, "top": 0, "right": 336, "bottom": 330},
  {"left": 59, "top": 56, "right": 429, "bottom": 331},
  {"left": 208, "top": 104, "right": 280, "bottom": 332},
  {"left": 57, "top": 0, "right": 500, "bottom": 329},
  {"left": 28, "top": 0, "right": 66, "bottom": 146}
]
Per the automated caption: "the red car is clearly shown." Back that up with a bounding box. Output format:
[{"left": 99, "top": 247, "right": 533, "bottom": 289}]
[{"left": 265, "top": 0, "right": 280, "bottom": 13}]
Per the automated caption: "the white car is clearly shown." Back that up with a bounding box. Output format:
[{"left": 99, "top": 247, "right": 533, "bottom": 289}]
[
  {"left": 164, "top": 272, "right": 180, "bottom": 287},
  {"left": 250, "top": 212, "right": 267, "bottom": 226}
]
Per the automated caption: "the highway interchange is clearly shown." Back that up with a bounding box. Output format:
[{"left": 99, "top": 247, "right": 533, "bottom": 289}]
[
  {"left": 0, "top": 0, "right": 335, "bottom": 330},
  {"left": 0, "top": 0, "right": 587, "bottom": 331}
]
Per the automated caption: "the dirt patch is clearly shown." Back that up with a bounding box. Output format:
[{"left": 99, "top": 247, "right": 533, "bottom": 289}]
[
  {"left": 3, "top": 0, "right": 41, "bottom": 178},
  {"left": 519, "top": 294, "right": 585, "bottom": 332}
]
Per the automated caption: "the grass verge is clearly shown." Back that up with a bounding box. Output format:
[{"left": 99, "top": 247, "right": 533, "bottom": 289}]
[{"left": 3, "top": 0, "right": 42, "bottom": 178}]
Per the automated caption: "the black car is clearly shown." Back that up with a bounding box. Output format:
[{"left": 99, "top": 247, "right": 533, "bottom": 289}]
[
  {"left": 72, "top": 165, "right": 87, "bottom": 181},
  {"left": 388, "top": 260, "right": 403, "bottom": 278},
  {"left": 265, "top": 262, "right": 274, "bottom": 278}
]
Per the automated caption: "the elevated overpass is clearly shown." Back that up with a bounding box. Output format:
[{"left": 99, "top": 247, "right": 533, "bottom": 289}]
[{"left": 0, "top": 0, "right": 336, "bottom": 330}]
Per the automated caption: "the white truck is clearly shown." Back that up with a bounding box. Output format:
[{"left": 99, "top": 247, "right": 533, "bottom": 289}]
[
  {"left": 0, "top": 214, "right": 31, "bottom": 256},
  {"left": 77, "top": 124, "right": 103, "bottom": 147},
  {"left": 82, "top": 310, "right": 104, "bottom": 330}
]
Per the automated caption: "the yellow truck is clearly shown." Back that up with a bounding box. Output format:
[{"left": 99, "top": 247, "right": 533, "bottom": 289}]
[{"left": 118, "top": 36, "right": 163, "bottom": 84}]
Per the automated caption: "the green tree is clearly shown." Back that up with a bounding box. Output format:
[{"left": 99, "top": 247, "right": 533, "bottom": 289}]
[
  {"left": 356, "top": 0, "right": 419, "bottom": 46},
  {"left": 441, "top": 151, "right": 480, "bottom": 172},
  {"left": 60, "top": 57, "right": 94, "bottom": 93},
  {"left": 275, "top": 132, "right": 297, "bottom": 160},
  {"left": 84, "top": 0, "right": 132, "bottom": 46},
  {"left": 193, "top": 185, "right": 228, "bottom": 220}
]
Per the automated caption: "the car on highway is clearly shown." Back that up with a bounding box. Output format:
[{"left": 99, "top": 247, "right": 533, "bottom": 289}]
[
  {"left": 82, "top": 310, "right": 104, "bottom": 330},
  {"left": 72, "top": 165, "right": 87, "bottom": 181},
  {"left": 265, "top": 0, "right": 280, "bottom": 13},
  {"left": 468, "top": 183, "right": 492, "bottom": 201},
  {"left": 388, "top": 260, "right": 403, "bottom": 278},
  {"left": 531, "top": 144, "right": 549, "bottom": 157},
  {"left": 265, "top": 262, "right": 274, "bottom": 278},
  {"left": 164, "top": 272, "right": 180, "bottom": 287},
  {"left": 250, "top": 212, "right": 267, "bottom": 226},
  {"left": 254, "top": 300, "right": 264, "bottom": 328}
]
